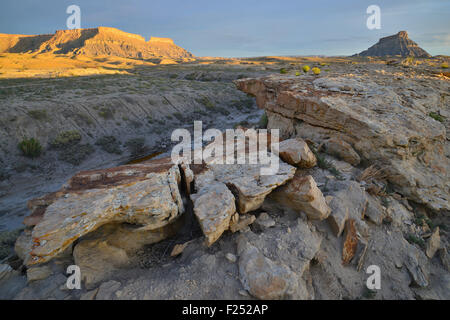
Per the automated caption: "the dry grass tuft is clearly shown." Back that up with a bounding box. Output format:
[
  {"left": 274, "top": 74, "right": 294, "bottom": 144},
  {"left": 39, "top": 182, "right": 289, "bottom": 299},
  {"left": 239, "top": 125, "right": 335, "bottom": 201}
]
[{"left": 357, "top": 165, "right": 386, "bottom": 183}]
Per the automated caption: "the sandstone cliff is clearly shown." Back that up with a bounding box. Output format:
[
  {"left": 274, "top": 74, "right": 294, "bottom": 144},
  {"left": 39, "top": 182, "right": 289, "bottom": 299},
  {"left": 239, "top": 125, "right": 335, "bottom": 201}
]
[{"left": 0, "top": 27, "right": 193, "bottom": 60}]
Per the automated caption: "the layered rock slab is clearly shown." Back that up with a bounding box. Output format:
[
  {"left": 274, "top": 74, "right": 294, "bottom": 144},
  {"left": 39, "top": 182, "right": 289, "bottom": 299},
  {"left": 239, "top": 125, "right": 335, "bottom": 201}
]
[
  {"left": 270, "top": 175, "right": 331, "bottom": 220},
  {"left": 236, "top": 74, "right": 449, "bottom": 211},
  {"left": 25, "top": 158, "right": 184, "bottom": 265},
  {"left": 190, "top": 182, "right": 236, "bottom": 246}
]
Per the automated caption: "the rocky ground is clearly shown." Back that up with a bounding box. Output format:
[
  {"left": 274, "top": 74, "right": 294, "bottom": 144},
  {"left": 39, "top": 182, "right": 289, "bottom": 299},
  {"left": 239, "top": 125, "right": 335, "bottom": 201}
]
[{"left": 0, "top": 55, "right": 449, "bottom": 300}]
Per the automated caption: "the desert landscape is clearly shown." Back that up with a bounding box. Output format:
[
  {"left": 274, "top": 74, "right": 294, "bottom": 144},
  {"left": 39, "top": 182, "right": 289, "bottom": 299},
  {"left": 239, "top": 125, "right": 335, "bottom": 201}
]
[{"left": 0, "top": 21, "right": 449, "bottom": 302}]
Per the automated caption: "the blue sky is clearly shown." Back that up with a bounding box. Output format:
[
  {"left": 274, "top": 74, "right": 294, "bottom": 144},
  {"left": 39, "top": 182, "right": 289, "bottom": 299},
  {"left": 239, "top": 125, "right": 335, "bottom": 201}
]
[{"left": 1, "top": 0, "right": 449, "bottom": 57}]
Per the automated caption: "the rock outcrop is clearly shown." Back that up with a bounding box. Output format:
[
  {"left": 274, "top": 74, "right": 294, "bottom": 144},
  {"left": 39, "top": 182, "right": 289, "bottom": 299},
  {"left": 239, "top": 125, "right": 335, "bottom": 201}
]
[
  {"left": 24, "top": 158, "right": 185, "bottom": 265},
  {"left": 270, "top": 175, "right": 331, "bottom": 220},
  {"left": 355, "top": 31, "right": 431, "bottom": 58},
  {"left": 0, "top": 27, "right": 193, "bottom": 60},
  {"left": 236, "top": 73, "right": 449, "bottom": 211}
]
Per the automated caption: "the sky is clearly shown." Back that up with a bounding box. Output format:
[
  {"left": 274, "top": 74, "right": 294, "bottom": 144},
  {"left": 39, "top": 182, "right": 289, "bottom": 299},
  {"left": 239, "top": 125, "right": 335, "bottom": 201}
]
[{"left": 0, "top": 0, "right": 449, "bottom": 57}]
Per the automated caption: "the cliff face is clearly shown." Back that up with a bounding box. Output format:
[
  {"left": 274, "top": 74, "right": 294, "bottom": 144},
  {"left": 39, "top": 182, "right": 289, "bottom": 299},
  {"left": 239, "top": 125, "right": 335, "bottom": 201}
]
[
  {"left": 355, "top": 31, "right": 431, "bottom": 58},
  {"left": 0, "top": 27, "right": 193, "bottom": 60}
]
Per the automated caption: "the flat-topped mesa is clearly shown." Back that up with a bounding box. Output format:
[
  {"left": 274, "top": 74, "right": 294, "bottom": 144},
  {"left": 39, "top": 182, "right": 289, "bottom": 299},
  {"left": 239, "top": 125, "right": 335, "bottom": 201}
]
[
  {"left": 355, "top": 31, "right": 431, "bottom": 58},
  {"left": 149, "top": 37, "right": 175, "bottom": 45},
  {"left": 235, "top": 74, "right": 449, "bottom": 211},
  {"left": 0, "top": 27, "right": 193, "bottom": 59}
]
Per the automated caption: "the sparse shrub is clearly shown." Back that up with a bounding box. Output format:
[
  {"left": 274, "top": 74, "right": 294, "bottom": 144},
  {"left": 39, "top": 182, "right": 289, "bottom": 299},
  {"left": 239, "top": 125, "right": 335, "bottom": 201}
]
[
  {"left": 319, "top": 62, "right": 328, "bottom": 66},
  {"left": 98, "top": 107, "right": 114, "bottom": 119},
  {"left": 125, "top": 137, "right": 146, "bottom": 156},
  {"left": 295, "top": 71, "right": 300, "bottom": 76},
  {"left": 406, "top": 233, "right": 425, "bottom": 248},
  {"left": 27, "top": 109, "right": 48, "bottom": 120},
  {"left": 216, "top": 106, "right": 230, "bottom": 116},
  {"left": 173, "top": 112, "right": 184, "bottom": 121},
  {"left": 310, "top": 145, "right": 343, "bottom": 180},
  {"left": 51, "top": 130, "right": 81, "bottom": 149},
  {"left": 258, "top": 112, "right": 268, "bottom": 128},
  {"left": 414, "top": 214, "right": 434, "bottom": 229},
  {"left": 280, "top": 68, "right": 288, "bottom": 74},
  {"left": 18, "top": 137, "right": 42, "bottom": 158},
  {"left": 185, "top": 72, "right": 197, "bottom": 80},
  {"left": 362, "top": 286, "right": 377, "bottom": 299},
  {"left": 198, "top": 96, "right": 215, "bottom": 109},
  {"left": 74, "top": 112, "right": 94, "bottom": 126},
  {"left": 0, "top": 167, "right": 10, "bottom": 181},
  {"left": 312, "top": 67, "right": 321, "bottom": 75},
  {"left": 0, "top": 229, "right": 23, "bottom": 260},
  {"left": 58, "top": 143, "right": 94, "bottom": 165},
  {"left": 95, "top": 136, "right": 122, "bottom": 154},
  {"left": 302, "top": 65, "right": 310, "bottom": 73},
  {"left": 440, "top": 62, "right": 448, "bottom": 69},
  {"left": 234, "top": 120, "right": 250, "bottom": 129},
  {"left": 428, "top": 112, "right": 445, "bottom": 122}
]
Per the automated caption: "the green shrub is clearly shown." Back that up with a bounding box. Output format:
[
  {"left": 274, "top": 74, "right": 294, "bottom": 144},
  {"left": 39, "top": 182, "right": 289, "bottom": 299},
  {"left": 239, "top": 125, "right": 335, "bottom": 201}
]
[
  {"left": 98, "top": 107, "right": 114, "bottom": 119},
  {"left": 58, "top": 143, "right": 94, "bottom": 165},
  {"left": 125, "top": 137, "right": 146, "bottom": 156},
  {"left": 27, "top": 109, "right": 48, "bottom": 120},
  {"left": 259, "top": 112, "right": 268, "bottom": 128},
  {"left": 429, "top": 112, "right": 445, "bottom": 122},
  {"left": 302, "top": 65, "right": 310, "bottom": 73},
  {"left": 173, "top": 112, "right": 184, "bottom": 121},
  {"left": 310, "top": 146, "right": 343, "bottom": 180},
  {"left": 198, "top": 96, "right": 215, "bottom": 109},
  {"left": 95, "top": 136, "right": 122, "bottom": 154},
  {"left": 280, "top": 68, "right": 288, "bottom": 74},
  {"left": 18, "top": 137, "right": 42, "bottom": 158},
  {"left": 0, "top": 229, "right": 23, "bottom": 260},
  {"left": 362, "top": 286, "right": 377, "bottom": 299},
  {"left": 51, "top": 130, "right": 81, "bottom": 149},
  {"left": 295, "top": 71, "right": 300, "bottom": 76},
  {"left": 312, "top": 67, "right": 321, "bottom": 75},
  {"left": 0, "top": 168, "right": 10, "bottom": 181},
  {"left": 406, "top": 234, "right": 425, "bottom": 248}
]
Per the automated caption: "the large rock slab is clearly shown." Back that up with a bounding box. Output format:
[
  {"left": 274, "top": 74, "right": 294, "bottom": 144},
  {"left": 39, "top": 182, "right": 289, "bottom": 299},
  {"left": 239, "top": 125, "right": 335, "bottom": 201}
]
[
  {"left": 236, "top": 74, "right": 449, "bottom": 211},
  {"left": 327, "top": 181, "right": 368, "bottom": 237},
  {"left": 25, "top": 158, "right": 184, "bottom": 265},
  {"left": 278, "top": 138, "right": 317, "bottom": 168},
  {"left": 191, "top": 160, "right": 296, "bottom": 215},
  {"left": 190, "top": 182, "right": 236, "bottom": 246},
  {"left": 270, "top": 175, "right": 331, "bottom": 220}
]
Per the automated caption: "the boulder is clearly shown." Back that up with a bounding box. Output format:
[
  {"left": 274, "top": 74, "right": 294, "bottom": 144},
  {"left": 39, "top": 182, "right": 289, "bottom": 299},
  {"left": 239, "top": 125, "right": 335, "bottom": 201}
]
[
  {"left": 73, "top": 239, "right": 129, "bottom": 289},
  {"left": 327, "top": 181, "right": 368, "bottom": 237},
  {"left": 191, "top": 182, "right": 236, "bottom": 246},
  {"left": 278, "top": 138, "right": 317, "bottom": 168},
  {"left": 25, "top": 158, "right": 185, "bottom": 266},
  {"left": 364, "top": 194, "right": 386, "bottom": 225},
  {"left": 26, "top": 265, "right": 52, "bottom": 282},
  {"left": 270, "top": 175, "right": 331, "bottom": 220},
  {"left": 426, "top": 228, "right": 440, "bottom": 259},
  {"left": 254, "top": 212, "right": 276, "bottom": 230},
  {"left": 229, "top": 215, "right": 256, "bottom": 233},
  {"left": 324, "top": 137, "right": 360, "bottom": 166},
  {"left": 237, "top": 236, "right": 302, "bottom": 300},
  {"left": 95, "top": 280, "right": 122, "bottom": 300}
]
